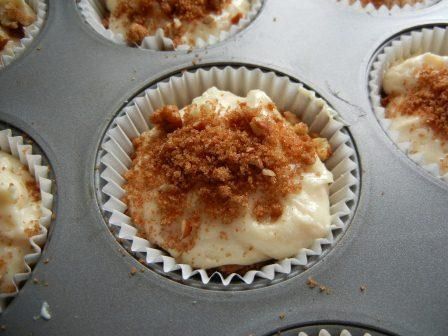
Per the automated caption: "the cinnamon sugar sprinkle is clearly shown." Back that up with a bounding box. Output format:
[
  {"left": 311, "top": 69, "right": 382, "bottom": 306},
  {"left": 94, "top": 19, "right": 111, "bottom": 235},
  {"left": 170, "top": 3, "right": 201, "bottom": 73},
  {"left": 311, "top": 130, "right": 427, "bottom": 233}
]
[
  {"left": 384, "top": 65, "right": 448, "bottom": 142},
  {"left": 110, "top": 0, "right": 233, "bottom": 45},
  {"left": 124, "top": 100, "right": 331, "bottom": 254}
]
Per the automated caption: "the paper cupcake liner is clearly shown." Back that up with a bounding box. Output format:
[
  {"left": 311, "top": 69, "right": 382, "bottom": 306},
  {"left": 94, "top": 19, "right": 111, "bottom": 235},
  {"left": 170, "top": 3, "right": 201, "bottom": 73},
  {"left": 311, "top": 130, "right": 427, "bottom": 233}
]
[
  {"left": 0, "top": 129, "right": 53, "bottom": 312},
  {"left": 0, "top": 0, "right": 47, "bottom": 69},
  {"left": 78, "top": 0, "right": 262, "bottom": 51},
  {"left": 99, "top": 66, "right": 359, "bottom": 286},
  {"left": 275, "top": 324, "right": 391, "bottom": 336},
  {"left": 369, "top": 26, "right": 448, "bottom": 182},
  {"left": 337, "top": 0, "right": 438, "bottom": 14},
  {"left": 298, "top": 330, "right": 373, "bottom": 336}
]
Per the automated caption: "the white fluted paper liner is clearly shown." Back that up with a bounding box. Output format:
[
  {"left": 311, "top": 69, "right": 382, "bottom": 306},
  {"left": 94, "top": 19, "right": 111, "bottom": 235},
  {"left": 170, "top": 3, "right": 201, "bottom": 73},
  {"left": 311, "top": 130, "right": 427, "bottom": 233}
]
[
  {"left": 100, "top": 66, "right": 359, "bottom": 286},
  {"left": 369, "top": 26, "right": 448, "bottom": 182},
  {"left": 78, "top": 0, "right": 262, "bottom": 51},
  {"left": 298, "top": 330, "right": 372, "bottom": 336},
  {"left": 337, "top": 0, "right": 438, "bottom": 14},
  {"left": 0, "top": 0, "right": 47, "bottom": 69},
  {"left": 0, "top": 129, "right": 53, "bottom": 312}
]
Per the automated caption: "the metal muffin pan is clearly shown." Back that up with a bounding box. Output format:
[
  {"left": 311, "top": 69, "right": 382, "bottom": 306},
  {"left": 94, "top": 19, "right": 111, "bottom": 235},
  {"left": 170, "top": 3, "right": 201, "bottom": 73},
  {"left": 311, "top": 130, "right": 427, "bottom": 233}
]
[{"left": 0, "top": 0, "right": 447, "bottom": 335}]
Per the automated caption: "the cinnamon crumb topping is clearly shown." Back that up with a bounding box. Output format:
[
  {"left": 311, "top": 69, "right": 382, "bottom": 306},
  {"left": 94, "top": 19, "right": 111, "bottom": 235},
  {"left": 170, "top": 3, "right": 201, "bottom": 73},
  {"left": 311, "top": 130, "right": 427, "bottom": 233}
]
[
  {"left": 124, "top": 99, "right": 330, "bottom": 253},
  {"left": 0, "top": 0, "right": 36, "bottom": 51},
  {"left": 110, "top": 0, "right": 233, "bottom": 45},
  {"left": 385, "top": 65, "right": 448, "bottom": 142}
]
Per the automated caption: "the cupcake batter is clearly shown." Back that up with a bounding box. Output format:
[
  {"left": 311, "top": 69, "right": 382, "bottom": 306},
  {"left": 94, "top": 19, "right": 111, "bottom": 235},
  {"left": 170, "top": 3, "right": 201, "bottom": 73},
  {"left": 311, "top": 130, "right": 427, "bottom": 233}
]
[
  {"left": 124, "top": 88, "right": 334, "bottom": 269},
  {"left": 0, "top": 151, "right": 41, "bottom": 293},
  {"left": 383, "top": 53, "right": 448, "bottom": 175}
]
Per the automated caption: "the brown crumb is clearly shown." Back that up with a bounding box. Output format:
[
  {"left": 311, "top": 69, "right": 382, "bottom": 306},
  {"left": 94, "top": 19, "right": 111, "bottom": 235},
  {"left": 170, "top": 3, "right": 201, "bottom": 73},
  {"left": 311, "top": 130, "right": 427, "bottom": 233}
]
[
  {"left": 33, "top": 278, "right": 39, "bottom": 284},
  {"left": 306, "top": 277, "right": 318, "bottom": 289},
  {"left": 150, "top": 105, "right": 183, "bottom": 132},
  {"left": 126, "top": 22, "right": 149, "bottom": 45},
  {"left": 0, "top": 36, "right": 9, "bottom": 52},
  {"left": 360, "top": 285, "right": 367, "bottom": 292},
  {"left": 102, "top": 15, "right": 110, "bottom": 29},
  {"left": 307, "top": 277, "right": 330, "bottom": 294},
  {"left": 230, "top": 12, "right": 242, "bottom": 25},
  {"left": 130, "top": 267, "right": 138, "bottom": 276},
  {"left": 43, "top": 258, "right": 50, "bottom": 264},
  {"left": 278, "top": 312, "right": 286, "bottom": 320}
]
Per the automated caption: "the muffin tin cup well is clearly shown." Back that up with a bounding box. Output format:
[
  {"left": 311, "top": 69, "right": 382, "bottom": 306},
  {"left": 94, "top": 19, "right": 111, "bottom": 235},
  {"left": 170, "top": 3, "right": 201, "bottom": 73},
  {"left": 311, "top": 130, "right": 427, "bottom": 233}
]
[
  {"left": 98, "top": 65, "right": 360, "bottom": 287},
  {"left": 78, "top": 0, "right": 262, "bottom": 51},
  {"left": 0, "top": 0, "right": 47, "bottom": 69},
  {"left": 369, "top": 26, "right": 448, "bottom": 183},
  {"left": 0, "top": 129, "right": 54, "bottom": 313},
  {"left": 337, "top": 0, "right": 439, "bottom": 13}
]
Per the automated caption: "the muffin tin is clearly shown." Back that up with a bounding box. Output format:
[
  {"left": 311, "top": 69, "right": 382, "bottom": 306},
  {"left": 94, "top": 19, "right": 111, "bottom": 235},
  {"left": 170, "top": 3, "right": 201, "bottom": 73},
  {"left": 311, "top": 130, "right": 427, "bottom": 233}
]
[{"left": 0, "top": 0, "right": 448, "bottom": 335}]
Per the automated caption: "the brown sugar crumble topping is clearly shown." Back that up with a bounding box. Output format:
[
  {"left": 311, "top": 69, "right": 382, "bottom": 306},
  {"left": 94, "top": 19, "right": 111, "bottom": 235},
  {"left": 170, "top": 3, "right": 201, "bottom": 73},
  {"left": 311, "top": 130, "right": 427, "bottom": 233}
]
[
  {"left": 124, "top": 98, "right": 332, "bottom": 254},
  {"left": 384, "top": 65, "right": 448, "bottom": 142},
  {"left": 0, "top": 0, "right": 36, "bottom": 52},
  {"left": 108, "top": 0, "right": 235, "bottom": 46}
]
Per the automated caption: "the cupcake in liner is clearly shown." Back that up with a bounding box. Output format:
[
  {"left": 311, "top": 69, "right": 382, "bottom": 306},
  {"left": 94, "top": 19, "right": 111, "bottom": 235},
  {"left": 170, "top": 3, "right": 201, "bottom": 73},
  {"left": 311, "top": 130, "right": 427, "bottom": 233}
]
[
  {"left": 0, "top": 0, "right": 47, "bottom": 69},
  {"left": 78, "top": 0, "right": 262, "bottom": 51},
  {"left": 337, "top": 0, "right": 438, "bottom": 13},
  {"left": 99, "top": 66, "right": 359, "bottom": 286},
  {"left": 369, "top": 26, "right": 448, "bottom": 182},
  {"left": 0, "top": 128, "right": 53, "bottom": 312}
]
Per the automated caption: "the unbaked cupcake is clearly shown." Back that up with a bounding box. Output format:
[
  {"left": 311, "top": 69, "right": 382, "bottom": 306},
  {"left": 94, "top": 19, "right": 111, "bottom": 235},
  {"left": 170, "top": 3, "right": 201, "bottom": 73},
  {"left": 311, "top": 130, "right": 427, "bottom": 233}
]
[
  {"left": 0, "top": 150, "right": 42, "bottom": 293},
  {"left": 100, "top": 66, "right": 359, "bottom": 285},
  {"left": 381, "top": 53, "right": 448, "bottom": 175},
  {"left": 103, "top": 0, "right": 253, "bottom": 47},
  {"left": 0, "top": 0, "right": 36, "bottom": 57},
  {"left": 123, "top": 87, "right": 334, "bottom": 272},
  {"left": 0, "top": 129, "right": 53, "bottom": 311}
]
